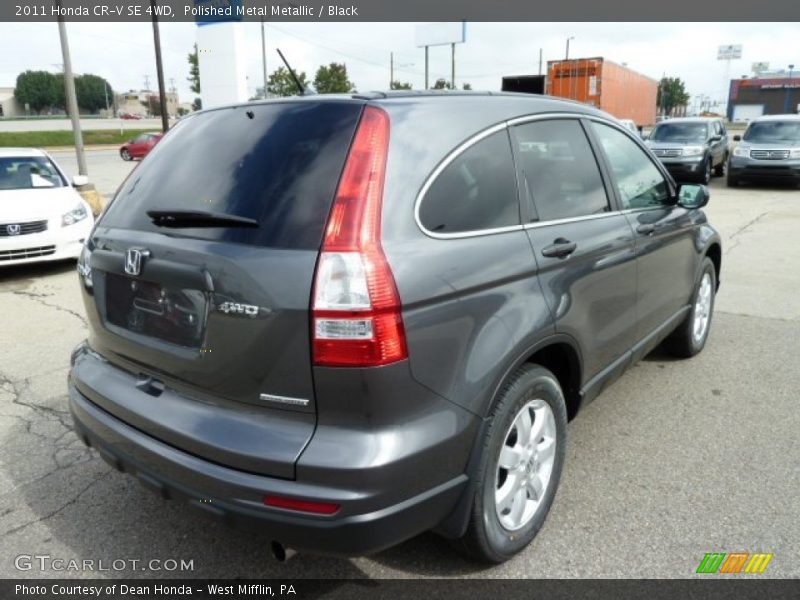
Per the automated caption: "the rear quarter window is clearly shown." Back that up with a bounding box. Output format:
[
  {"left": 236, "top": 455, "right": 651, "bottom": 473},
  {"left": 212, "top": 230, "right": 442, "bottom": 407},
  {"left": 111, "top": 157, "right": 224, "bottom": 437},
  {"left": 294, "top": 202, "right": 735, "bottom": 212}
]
[
  {"left": 100, "top": 101, "right": 363, "bottom": 249},
  {"left": 418, "top": 130, "right": 520, "bottom": 235}
]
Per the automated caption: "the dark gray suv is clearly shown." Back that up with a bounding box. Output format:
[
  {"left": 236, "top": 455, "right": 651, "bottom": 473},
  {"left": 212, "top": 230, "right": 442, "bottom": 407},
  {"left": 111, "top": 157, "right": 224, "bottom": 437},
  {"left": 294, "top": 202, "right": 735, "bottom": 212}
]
[
  {"left": 646, "top": 117, "right": 729, "bottom": 184},
  {"left": 69, "top": 92, "right": 722, "bottom": 563}
]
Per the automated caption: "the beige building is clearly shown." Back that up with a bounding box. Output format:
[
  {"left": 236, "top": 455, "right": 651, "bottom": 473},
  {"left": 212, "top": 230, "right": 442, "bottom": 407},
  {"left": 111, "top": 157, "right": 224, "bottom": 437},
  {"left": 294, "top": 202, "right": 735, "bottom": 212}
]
[
  {"left": 115, "top": 90, "right": 180, "bottom": 118},
  {"left": 0, "top": 87, "right": 22, "bottom": 118}
]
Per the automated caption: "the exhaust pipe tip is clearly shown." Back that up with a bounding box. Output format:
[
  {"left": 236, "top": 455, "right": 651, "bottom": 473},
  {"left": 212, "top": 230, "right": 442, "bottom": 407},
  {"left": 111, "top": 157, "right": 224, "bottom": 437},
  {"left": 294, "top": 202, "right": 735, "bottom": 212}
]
[{"left": 270, "top": 541, "right": 297, "bottom": 562}]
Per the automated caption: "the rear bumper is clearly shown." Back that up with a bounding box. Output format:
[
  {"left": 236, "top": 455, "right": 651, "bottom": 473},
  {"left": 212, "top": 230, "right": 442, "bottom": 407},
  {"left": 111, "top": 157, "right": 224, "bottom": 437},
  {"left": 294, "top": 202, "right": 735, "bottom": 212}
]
[{"left": 68, "top": 346, "right": 477, "bottom": 556}]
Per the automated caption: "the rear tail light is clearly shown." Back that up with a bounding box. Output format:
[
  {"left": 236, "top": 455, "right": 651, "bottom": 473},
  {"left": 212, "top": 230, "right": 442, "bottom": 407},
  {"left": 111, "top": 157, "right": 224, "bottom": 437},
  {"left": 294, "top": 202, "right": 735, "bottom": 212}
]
[{"left": 312, "top": 106, "right": 408, "bottom": 367}]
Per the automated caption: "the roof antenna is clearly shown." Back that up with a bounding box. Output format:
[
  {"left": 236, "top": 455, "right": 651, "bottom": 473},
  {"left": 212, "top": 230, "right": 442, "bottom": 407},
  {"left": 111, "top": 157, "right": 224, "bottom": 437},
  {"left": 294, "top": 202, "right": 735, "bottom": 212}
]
[{"left": 276, "top": 48, "right": 312, "bottom": 95}]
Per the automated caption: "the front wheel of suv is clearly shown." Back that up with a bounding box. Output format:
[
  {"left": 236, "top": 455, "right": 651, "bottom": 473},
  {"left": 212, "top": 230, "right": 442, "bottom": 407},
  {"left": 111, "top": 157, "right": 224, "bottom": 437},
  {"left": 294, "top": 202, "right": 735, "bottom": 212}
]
[
  {"left": 457, "top": 364, "right": 567, "bottom": 563},
  {"left": 665, "top": 257, "right": 716, "bottom": 358},
  {"left": 714, "top": 155, "right": 726, "bottom": 177},
  {"left": 699, "top": 158, "right": 712, "bottom": 184}
]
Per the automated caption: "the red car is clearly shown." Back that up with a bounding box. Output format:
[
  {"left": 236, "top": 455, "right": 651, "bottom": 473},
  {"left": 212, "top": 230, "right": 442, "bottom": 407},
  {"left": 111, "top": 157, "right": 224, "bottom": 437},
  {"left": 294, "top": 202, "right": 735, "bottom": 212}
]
[{"left": 120, "top": 133, "right": 163, "bottom": 161}]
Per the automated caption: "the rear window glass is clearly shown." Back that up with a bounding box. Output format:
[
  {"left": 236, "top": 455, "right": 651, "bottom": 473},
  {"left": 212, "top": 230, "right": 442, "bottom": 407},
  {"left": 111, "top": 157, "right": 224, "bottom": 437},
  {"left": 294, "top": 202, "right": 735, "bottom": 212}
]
[{"left": 100, "top": 101, "right": 362, "bottom": 249}]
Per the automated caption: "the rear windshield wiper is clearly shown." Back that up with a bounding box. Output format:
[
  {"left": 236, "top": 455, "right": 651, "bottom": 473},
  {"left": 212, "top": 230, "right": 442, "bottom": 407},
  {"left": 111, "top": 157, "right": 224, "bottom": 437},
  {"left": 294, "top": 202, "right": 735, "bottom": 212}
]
[{"left": 146, "top": 210, "right": 259, "bottom": 228}]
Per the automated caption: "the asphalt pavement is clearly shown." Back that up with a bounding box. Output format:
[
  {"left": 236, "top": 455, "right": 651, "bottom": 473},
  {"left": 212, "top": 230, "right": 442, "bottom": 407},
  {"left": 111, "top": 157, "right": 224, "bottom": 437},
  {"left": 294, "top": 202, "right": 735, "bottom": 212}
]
[{"left": 0, "top": 176, "right": 798, "bottom": 579}]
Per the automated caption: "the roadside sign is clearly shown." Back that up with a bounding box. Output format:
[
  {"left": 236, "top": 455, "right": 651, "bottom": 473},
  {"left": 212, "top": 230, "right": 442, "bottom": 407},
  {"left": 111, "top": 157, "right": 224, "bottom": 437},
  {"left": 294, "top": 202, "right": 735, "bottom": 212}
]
[
  {"left": 718, "top": 44, "right": 742, "bottom": 60},
  {"left": 415, "top": 22, "right": 466, "bottom": 47}
]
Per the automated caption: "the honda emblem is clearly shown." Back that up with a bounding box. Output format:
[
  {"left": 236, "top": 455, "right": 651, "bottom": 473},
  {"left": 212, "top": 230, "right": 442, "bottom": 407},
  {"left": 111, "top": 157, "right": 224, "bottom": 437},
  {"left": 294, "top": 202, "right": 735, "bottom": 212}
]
[{"left": 125, "top": 248, "right": 149, "bottom": 276}]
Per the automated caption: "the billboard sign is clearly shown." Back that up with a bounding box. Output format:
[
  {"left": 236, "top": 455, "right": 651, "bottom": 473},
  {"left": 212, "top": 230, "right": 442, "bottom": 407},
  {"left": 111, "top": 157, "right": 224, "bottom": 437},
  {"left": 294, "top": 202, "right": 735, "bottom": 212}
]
[
  {"left": 718, "top": 44, "right": 742, "bottom": 60},
  {"left": 751, "top": 61, "right": 769, "bottom": 73},
  {"left": 415, "top": 22, "right": 466, "bottom": 47}
]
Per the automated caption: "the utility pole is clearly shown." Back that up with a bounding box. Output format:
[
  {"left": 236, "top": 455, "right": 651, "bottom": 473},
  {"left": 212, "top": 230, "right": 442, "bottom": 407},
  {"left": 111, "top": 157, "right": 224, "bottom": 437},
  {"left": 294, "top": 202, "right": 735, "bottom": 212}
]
[
  {"left": 144, "top": 74, "right": 151, "bottom": 91},
  {"left": 451, "top": 43, "right": 455, "bottom": 89},
  {"left": 150, "top": 0, "right": 169, "bottom": 132},
  {"left": 56, "top": 3, "right": 86, "bottom": 176},
  {"left": 565, "top": 36, "right": 574, "bottom": 60},
  {"left": 390, "top": 51, "right": 393, "bottom": 88},
  {"left": 260, "top": 18, "right": 268, "bottom": 98},
  {"left": 424, "top": 47, "right": 429, "bottom": 90},
  {"left": 538, "top": 48, "right": 543, "bottom": 76},
  {"left": 103, "top": 81, "right": 110, "bottom": 116}
]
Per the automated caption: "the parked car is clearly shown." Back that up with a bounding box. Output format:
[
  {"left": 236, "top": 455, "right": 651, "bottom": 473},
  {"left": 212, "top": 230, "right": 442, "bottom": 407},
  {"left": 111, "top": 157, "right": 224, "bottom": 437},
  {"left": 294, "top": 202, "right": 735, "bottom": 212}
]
[
  {"left": 69, "top": 93, "right": 722, "bottom": 563},
  {"left": 120, "top": 113, "right": 143, "bottom": 120},
  {"left": 120, "top": 132, "right": 162, "bottom": 161},
  {"left": 727, "top": 114, "right": 800, "bottom": 187},
  {"left": 0, "top": 148, "right": 94, "bottom": 266},
  {"left": 618, "top": 118, "right": 638, "bottom": 134},
  {"left": 645, "top": 117, "right": 729, "bottom": 184}
]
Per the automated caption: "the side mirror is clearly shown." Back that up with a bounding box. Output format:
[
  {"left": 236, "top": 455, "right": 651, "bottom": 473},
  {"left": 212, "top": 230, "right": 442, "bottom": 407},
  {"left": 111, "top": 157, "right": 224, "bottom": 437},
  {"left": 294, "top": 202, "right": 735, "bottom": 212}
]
[
  {"left": 72, "top": 175, "right": 89, "bottom": 187},
  {"left": 733, "top": 135, "right": 742, "bottom": 142},
  {"left": 677, "top": 183, "right": 709, "bottom": 209}
]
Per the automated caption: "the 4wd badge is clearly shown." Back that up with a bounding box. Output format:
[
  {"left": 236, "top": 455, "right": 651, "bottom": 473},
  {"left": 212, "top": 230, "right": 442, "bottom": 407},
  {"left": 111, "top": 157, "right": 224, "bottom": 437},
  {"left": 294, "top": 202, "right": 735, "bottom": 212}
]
[{"left": 218, "top": 302, "right": 259, "bottom": 317}]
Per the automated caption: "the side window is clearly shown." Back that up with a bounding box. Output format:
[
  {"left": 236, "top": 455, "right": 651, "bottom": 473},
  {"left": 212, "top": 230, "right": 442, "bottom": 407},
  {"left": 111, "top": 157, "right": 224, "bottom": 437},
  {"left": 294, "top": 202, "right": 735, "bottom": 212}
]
[
  {"left": 133, "top": 134, "right": 149, "bottom": 143},
  {"left": 419, "top": 130, "right": 520, "bottom": 234},
  {"left": 512, "top": 119, "right": 609, "bottom": 221},
  {"left": 591, "top": 122, "right": 671, "bottom": 210}
]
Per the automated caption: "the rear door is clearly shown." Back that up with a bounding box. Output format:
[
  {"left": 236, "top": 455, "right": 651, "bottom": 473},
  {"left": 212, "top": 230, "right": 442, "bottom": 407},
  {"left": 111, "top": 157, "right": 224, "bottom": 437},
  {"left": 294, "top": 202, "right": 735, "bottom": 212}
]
[
  {"left": 82, "top": 100, "right": 364, "bottom": 475},
  {"left": 510, "top": 116, "right": 638, "bottom": 383},
  {"left": 588, "top": 120, "right": 696, "bottom": 351}
]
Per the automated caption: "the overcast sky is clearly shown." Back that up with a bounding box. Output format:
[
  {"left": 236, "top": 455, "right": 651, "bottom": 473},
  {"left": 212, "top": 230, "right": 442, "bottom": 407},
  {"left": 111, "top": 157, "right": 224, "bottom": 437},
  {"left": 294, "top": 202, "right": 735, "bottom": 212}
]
[{"left": 1, "top": 21, "right": 797, "bottom": 110}]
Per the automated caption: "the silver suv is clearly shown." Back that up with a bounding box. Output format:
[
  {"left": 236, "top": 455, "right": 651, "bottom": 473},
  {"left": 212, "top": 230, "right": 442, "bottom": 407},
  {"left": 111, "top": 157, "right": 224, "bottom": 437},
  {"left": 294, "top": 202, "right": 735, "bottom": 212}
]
[
  {"left": 646, "top": 117, "right": 729, "bottom": 184},
  {"left": 728, "top": 114, "right": 800, "bottom": 187}
]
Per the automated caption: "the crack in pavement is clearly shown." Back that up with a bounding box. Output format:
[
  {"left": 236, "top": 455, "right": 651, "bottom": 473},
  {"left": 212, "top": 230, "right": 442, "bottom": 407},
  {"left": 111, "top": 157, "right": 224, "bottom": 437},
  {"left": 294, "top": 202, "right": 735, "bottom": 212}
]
[
  {"left": 11, "top": 289, "right": 88, "bottom": 327},
  {"left": 2, "top": 470, "right": 112, "bottom": 537},
  {"left": 725, "top": 211, "right": 769, "bottom": 253}
]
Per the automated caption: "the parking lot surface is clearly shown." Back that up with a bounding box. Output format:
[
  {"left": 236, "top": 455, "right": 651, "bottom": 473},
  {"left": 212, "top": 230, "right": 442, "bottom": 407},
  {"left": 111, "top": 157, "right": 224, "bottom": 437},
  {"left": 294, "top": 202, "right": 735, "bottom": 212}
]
[{"left": 0, "top": 176, "right": 798, "bottom": 579}]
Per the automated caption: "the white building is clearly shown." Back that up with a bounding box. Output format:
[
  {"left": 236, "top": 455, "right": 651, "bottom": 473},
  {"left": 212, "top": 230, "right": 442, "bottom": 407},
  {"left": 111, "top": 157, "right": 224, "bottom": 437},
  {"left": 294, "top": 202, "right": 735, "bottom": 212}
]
[{"left": 0, "top": 87, "right": 22, "bottom": 118}]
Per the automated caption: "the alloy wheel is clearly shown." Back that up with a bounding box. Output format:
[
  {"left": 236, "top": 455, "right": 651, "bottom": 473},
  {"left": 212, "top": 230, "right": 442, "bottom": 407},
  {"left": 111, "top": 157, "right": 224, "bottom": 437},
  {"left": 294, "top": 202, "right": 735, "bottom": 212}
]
[{"left": 494, "top": 399, "right": 557, "bottom": 531}]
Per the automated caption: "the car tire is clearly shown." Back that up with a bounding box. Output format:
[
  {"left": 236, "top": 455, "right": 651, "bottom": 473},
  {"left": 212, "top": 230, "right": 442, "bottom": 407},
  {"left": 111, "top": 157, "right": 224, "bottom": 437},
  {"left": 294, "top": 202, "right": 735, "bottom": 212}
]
[
  {"left": 456, "top": 364, "right": 567, "bottom": 563},
  {"left": 714, "top": 155, "right": 726, "bottom": 177},
  {"left": 699, "top": 158, "right": 712, "bottom": 184},
  {"left": 120, "top": 148, "right": 132, "bottom": 161},
  {"left": 665, "top": 257, "right": 716, "bottom": 358}
]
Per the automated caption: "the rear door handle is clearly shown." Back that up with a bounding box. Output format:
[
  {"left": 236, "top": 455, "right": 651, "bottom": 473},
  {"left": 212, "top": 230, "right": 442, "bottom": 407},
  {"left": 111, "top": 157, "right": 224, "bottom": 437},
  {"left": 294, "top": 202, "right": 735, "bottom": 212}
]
[
  {"left": 636, "top": 224, "right": 656, "bottom": 235},
  {"left": 541, "top": 238, "right": 577, "bottom": 258}
]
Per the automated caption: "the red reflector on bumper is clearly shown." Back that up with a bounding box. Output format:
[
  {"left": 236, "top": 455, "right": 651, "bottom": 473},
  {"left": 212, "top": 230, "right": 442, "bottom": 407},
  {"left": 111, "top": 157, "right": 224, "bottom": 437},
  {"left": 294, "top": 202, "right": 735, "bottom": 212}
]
[{"left": 263, "top": 495, "right": 340, "bottom": 515}]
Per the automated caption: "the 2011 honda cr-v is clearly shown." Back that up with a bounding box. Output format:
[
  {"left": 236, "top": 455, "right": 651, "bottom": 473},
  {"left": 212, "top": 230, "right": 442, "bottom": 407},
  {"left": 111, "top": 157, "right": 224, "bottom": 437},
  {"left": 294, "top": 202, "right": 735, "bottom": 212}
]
[{"left": 69, "top": 92, "right": 722, "bottom": 563}]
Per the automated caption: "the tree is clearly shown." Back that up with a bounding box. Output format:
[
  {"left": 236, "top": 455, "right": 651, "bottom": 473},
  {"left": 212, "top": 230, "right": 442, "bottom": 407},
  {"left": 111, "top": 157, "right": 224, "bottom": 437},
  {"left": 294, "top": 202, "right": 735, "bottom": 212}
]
[
  {"left": 51, "top": 73, "right": 66, "bottom": 111},
  {"left": 75, "top": 74, "right": 113, "bottom": 113},
  {"left": 14, "top": 70, "right": 57, "bottom": 114},
  {"left": 657, "top": 76, "right": 690, "bottom": 116},
  {"left": 313, "top": 63, "right": 355, "bottom": 94},
  {"left": 267, "top": 66, "right": 308, "bottom": 97},
  {"left": 462, "top": 83, "right": 473, "bottom": 91},
  {"left": 142, "top": 95, "right": 161, "bottom": 117},
  {"left": 187, "top": 43, "right": 200, "bottom": 94},
  {"left": 390, "top": 80, "right": 412, "bottom": 90},
  {"left": 192, "top": 97, "right": 202, "bottom": 111}
]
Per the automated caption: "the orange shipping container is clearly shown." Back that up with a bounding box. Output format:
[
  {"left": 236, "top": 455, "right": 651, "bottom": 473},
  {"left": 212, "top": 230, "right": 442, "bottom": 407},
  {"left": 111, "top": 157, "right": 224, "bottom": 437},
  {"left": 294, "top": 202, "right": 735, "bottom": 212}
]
[{"left": 546, "top": 57, "right": 658, "bottom": 127}]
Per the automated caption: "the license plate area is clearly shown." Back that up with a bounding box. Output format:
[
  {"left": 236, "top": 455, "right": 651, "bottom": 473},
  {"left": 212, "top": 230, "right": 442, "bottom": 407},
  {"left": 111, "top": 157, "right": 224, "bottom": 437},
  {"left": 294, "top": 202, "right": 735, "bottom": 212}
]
[{"left": 105, "top": 273, "right": 207, "bottom": 348}]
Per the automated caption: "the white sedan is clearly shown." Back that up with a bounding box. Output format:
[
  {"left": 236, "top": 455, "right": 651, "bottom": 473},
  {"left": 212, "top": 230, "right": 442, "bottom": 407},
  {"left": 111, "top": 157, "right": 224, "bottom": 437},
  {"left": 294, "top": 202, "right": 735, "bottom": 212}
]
[{"left": 0, "top": 148, "right": 94, "bottom": 266}]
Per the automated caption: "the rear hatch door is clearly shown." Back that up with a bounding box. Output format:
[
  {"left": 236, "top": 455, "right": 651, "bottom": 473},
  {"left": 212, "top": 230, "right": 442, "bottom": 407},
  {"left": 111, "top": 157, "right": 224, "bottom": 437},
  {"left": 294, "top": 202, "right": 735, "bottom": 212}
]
[{"left": 79, "top": 100, "right": 364, "bottom": 478}]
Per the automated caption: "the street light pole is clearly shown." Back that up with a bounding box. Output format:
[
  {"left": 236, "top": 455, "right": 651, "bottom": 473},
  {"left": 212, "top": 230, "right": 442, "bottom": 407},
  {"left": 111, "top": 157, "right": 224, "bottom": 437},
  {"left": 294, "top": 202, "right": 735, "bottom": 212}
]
[
  {"left": 150, "top": 0, "right": 169, "bottom": 133},
  {"left": 786, "top": 64, "right": 795, "bottom": 114},
  {"left": 565, "top": 36, "right": 574, "bottom": 60},
  {"left": 56, "top": 4, "right": 87, "bottom": 176},
  {"left": 261, "top": 18, "right": 268, "bottom": 98}
]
